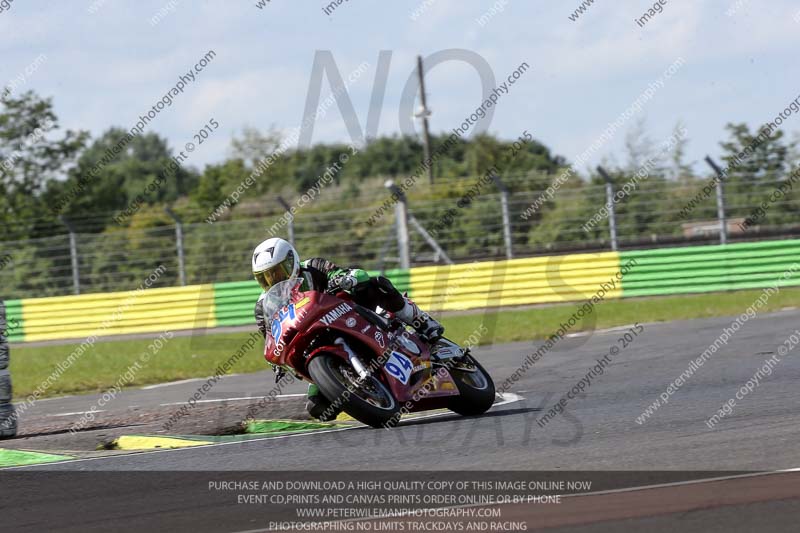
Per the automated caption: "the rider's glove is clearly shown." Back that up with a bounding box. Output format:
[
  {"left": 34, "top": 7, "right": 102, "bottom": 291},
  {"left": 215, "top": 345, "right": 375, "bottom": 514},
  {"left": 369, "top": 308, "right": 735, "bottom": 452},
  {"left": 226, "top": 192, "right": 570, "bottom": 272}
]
[{"left": 330, "top": 273, "right": 358, "bottom": 291}]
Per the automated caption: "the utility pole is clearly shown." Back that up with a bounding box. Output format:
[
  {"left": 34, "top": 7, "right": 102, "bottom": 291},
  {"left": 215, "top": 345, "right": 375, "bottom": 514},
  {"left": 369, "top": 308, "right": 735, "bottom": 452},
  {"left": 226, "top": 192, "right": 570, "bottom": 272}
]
[{"left": 415, "top": 55, "right": 434, "bottom": 185}]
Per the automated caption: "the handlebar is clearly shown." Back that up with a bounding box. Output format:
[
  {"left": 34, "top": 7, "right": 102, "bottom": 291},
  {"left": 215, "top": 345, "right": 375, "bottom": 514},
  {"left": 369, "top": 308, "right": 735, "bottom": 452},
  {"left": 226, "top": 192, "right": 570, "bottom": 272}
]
[{"left": 325, "top": 285, "right": 349, "bottom": 296}]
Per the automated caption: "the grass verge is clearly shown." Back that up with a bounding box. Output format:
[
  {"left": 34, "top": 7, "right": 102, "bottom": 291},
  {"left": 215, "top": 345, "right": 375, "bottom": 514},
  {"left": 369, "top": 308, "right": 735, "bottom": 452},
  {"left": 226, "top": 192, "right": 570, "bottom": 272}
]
[{"left": 10, "top": 288, "right": 800, "bottom": 399}]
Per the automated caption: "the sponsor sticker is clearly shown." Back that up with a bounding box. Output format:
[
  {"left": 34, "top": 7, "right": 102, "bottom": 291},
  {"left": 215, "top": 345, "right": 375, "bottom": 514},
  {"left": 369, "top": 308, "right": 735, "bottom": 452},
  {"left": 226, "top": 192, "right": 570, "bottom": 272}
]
[
  {"left": 397, "top": 334, "right": 420, "bottom": 355},
  {"left": 270, "top": 304, "right": 296, "bottom": 343},
  {"left": 320, "top": 303, "right": 354, "bottom": 326},
  {"left": 374, "top": 331, "right": 385, "bottom": 348},
  {"left": 412, "top": 362, "right": 431, "bottom": 373},
  {"left": 346, "top": 317, "right": 357, "bottom": 328}
]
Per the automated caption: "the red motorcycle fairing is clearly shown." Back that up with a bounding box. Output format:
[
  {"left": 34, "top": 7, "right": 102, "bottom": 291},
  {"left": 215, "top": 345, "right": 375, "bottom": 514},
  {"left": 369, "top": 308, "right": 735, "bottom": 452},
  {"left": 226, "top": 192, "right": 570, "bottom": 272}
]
[{"left": 263, "top": 288, "right": 460, "bottom": 406}]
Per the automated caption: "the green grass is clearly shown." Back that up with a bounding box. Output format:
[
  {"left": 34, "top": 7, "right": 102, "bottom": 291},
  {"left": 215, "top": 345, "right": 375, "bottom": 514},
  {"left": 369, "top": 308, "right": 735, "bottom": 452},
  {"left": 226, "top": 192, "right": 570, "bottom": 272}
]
[
  {"left": 440, "top": 287, "right": 800, "bottom": 346},
  {"left": 10, "top": 333, "right": 267, "bottom": 400},
  {"left": 9, "top": 288, "right": 800, "bottom": 400}
]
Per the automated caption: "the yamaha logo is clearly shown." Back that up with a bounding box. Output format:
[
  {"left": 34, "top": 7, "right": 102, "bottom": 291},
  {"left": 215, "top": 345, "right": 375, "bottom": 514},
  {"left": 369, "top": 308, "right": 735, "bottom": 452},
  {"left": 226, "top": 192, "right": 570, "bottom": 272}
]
[{"left": 319, "top": 303, "right": 354, "bottom": 326}]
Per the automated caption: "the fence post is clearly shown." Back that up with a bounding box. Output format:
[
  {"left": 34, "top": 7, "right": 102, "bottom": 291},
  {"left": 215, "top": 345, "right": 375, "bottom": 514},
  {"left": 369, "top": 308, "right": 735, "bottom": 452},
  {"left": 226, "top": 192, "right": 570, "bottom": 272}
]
[
  {"left": 165, "top": 208, "right": 187, "bottom": 286},
  {"left": 277, "top": 196, "right": 295, "bottom": 246},
  {"left": 408, "top": 215, "right": 453, "bottom": 265},
  {"left": 597, "top": 167, "right": 618, "bottom": 251},
  {"left": 376, "top": 220, "right": 396, "bottom": 275},
  {"left": 385, "top": 180, "right": 411, "bottom": 269},
  {"left": 0, "top": 300, "right": 16, "bottom": 439},
  {"left": 59, "top": 216, "right": 81, "bottom": 295},
  {"left": 490, "top": 173, "right": 513, "bottom": 259},
  {"left": 704, "top": 156, "right": 728, "bottom": 245}
]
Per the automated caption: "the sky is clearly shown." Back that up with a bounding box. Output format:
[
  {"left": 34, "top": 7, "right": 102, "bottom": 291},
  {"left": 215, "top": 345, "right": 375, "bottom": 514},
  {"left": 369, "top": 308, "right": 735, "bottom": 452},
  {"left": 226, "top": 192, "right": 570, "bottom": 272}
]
[{"left": 1, "top": 0, "right": 799, "bottom": 178}]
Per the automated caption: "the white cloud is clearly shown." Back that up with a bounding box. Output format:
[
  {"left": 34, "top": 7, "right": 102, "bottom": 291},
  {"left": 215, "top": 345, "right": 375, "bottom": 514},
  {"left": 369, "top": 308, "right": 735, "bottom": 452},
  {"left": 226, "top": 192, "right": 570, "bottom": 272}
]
[{"left": 0, "top": 0, "right": 798, "bottom": 176}]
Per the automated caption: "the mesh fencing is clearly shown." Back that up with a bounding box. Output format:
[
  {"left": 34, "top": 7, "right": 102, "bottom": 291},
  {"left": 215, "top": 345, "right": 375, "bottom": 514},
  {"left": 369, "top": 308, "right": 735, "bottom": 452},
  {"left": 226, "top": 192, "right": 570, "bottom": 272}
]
[{"left": 1, "top": 174, "right": 798, "bottom": 299}]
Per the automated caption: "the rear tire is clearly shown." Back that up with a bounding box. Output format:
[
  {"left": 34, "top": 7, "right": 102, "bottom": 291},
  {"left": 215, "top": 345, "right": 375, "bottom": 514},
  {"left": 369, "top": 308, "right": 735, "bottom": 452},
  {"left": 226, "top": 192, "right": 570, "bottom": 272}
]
[
  {"left": 308, "top": 353, "right": 400, "bottom": 428},
  {"left": 447, "top": 356, "right": 495, "bottom": 416}
]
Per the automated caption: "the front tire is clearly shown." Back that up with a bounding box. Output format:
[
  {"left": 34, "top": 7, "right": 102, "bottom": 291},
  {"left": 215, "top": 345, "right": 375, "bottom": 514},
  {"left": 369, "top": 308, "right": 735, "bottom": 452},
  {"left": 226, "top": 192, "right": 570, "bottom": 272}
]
[
  {"left": 447, "top": 356, "right": 495, "bottom": 416},
  {"left": 308, "top": 353, "right": 400, "bottom": 428}
]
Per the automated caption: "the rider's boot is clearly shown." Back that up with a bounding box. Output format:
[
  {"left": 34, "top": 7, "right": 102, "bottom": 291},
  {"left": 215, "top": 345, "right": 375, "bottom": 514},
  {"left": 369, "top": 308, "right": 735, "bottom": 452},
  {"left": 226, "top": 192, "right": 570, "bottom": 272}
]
[
  {"left": 305, "top": 383, "right": 342, "bottom": 422},
  {"left": 395, "top": 298, "right": 444, "bottom": 341}
]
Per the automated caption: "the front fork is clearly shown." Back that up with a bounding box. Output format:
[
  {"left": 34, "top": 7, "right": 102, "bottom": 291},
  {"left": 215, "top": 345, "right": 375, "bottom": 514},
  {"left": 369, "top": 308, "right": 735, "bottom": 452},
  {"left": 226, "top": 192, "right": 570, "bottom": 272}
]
[{"left": 335, "top": 337, "right": 370, "bottom": 380}]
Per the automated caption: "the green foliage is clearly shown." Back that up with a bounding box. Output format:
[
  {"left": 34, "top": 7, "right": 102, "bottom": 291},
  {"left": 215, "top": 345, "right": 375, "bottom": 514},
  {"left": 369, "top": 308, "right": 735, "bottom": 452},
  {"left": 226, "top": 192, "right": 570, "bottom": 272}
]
[
  {"left": 190, "top": 159, "right": 249, "bottom": 215},
  {"left": 54, "top": 128, "right": 198, "bottom": 228},
  {"left": 719, "top": 123, "right": 797, "bottom": 225},
  {"left": 0, "top": 91, "right": 88, "bottom": 239},
  {"left": 2, "top": 89, "right": 800, "bottom": 299}
]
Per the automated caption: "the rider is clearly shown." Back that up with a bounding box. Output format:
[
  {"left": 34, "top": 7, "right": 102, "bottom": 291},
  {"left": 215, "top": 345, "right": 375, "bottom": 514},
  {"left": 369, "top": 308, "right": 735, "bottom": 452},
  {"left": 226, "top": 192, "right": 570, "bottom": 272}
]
[{"left": 252, "top": 237, "right": 444, "bottom": 421}]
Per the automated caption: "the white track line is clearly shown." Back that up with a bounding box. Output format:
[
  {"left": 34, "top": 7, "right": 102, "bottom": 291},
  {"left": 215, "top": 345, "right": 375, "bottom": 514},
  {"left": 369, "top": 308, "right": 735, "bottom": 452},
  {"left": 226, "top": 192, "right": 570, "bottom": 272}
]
[
  {"left": 48, "top": 410, "right": 106, "bottom": 417},
  {"left": 141, "top": 373, "right": 247, "bottom": 390},
  {"left": 562, "top": 466, "right": 800, "bottom": 500},
  {"left": 158, "top": 394, "right": 306, "bottom": 406},
  {"left": 565, "top": 324, "right": 636, "bottom": 338},
  {"left": 141, "top": 378, "right": 206, "bottom": 390},
  {"left": 4, "top": 393, "right": 524, "bottom": 470}
]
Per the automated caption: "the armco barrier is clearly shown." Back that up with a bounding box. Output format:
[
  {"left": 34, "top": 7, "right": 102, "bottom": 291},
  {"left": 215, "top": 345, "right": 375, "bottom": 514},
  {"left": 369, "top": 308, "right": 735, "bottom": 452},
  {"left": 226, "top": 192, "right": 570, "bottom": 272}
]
[
  {"left": 6, "top": 239, "right": 800, "bottom": 343},
  {"left": 620, "top": 239, "right": 800, "bottom": 297}
]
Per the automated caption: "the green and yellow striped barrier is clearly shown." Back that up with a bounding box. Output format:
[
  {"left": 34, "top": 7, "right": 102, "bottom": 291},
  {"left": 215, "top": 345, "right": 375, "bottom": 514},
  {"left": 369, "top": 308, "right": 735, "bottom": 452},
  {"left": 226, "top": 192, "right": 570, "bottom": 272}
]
[
  {"left": 5, "top": 239, "right": 800, "bottom": 342},
  {"left": 13, "top": 284, "right": 216, "bottom": 343},
  {"left": 620, "top": 239, "right": 800, "bottom": 297},
  {"left": 410, "top": 252, "right": 621, "bottom": 311}
]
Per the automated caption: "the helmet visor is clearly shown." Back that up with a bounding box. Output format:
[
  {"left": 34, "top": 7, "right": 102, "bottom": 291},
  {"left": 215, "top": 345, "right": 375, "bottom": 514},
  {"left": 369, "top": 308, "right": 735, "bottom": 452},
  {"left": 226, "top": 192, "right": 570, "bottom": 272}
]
[{"left": 254, "top": 254, "right": 295, "bottom": 291}]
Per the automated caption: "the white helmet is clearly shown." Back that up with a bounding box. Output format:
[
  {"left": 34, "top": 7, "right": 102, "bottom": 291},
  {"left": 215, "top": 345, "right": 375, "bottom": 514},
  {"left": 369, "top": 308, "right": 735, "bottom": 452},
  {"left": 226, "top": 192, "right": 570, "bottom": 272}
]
[{"left": 252, "top": 238, "right": 300, "bottom": 291}]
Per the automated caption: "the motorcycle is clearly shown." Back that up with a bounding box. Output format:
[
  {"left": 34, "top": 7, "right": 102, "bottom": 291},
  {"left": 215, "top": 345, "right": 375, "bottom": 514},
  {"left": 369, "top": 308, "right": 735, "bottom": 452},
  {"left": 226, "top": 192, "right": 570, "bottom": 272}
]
[{"left": 262, "top": 279, "right": 495, "bottom": 428}]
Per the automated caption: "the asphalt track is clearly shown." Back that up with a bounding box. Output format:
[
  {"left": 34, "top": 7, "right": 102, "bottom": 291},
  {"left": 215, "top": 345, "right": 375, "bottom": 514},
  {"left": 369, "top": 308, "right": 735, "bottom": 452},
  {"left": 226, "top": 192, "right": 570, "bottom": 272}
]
[{"left": 3, "top": 309, "right": 800, "bottom": 531}]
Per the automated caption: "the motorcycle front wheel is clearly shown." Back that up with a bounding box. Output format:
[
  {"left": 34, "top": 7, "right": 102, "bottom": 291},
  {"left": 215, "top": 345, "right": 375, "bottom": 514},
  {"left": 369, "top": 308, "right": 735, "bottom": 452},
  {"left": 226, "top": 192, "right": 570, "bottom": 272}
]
[
  {"left": 308, "top": 353, "right": 400, "bottom": 428},
  {"left": 446, "top": 355, "right": 496, "bottom": 416}
]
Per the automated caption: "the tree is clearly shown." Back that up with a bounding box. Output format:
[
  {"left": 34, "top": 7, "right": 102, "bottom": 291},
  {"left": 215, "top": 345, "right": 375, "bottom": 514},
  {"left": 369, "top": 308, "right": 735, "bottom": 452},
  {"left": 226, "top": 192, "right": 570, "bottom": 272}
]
[
  {"left": 719, "top": 122, "right": 795, "bottom": 223},
  {"left": 51, "top": 129, "right": 198, "bottom": 229},
  {"left": 230, "top": 126, "right": 283, "bottom": 167},
  {"left": 189, "top": 159, "right": 249, "bottom": 217},
  {"left": 0, "top": 91, "right": 87, "bottom": 240},
  {"left": 667, "top": 121, "right": 693, "bottom": 181}
]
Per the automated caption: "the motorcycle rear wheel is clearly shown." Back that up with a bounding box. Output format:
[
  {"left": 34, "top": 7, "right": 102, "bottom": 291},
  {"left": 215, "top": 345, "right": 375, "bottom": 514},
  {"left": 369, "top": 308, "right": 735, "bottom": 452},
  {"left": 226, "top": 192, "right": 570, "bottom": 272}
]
[{"left": 308, "top": 353, "right": 400, "bottom": 428}]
